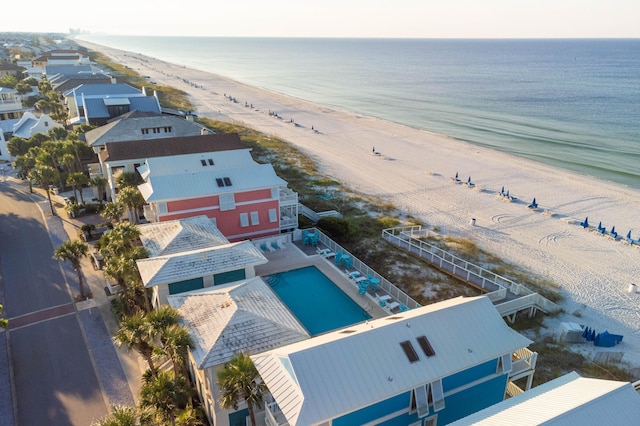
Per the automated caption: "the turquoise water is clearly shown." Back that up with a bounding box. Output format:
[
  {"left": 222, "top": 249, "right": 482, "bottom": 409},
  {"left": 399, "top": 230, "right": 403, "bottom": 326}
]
[
  {"left": 79, "top": 36, "right": 640, "bottom": 189},
  {"left": 265, "top": 266, "right": 371, "bottom": 335}
]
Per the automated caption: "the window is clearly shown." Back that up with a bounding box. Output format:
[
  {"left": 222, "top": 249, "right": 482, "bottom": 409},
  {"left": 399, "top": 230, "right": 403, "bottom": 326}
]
[
  {"left": 269, "top": 208, "right": 278, "bottom": 223},
  {"left": 414, "top": 385, "right": 429, "bottom": 417},
  {"left": 417, "top": 336, "right": 436, "bottom": 357},
  {"left": 400, "top": 340, "right": 419, "bottom": 363},
  {"left": 219, "top": 193, "right": 235, "bottom": 211},
  {"left": 430, "top": 379, "right": 445, "bottom": 412},
  {"left": 250, "top": 211, "right": 259, "bottom": 225},
  {"left": 142, "top": 128, "right": 149, "bottom": 134},
  {"left": 240, "top": 213, "right": 249, "bottom": 227}
]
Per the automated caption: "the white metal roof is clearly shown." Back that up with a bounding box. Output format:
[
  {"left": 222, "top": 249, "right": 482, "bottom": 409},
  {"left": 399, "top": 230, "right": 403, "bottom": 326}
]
[
  {"left": 251, "top": 296, "right": 532, "bottom": 426},
  {"left": 136, "top": 240, "right": 267, "bottom": 287},
  {"left": 138, "top": 215, "right": 229, "bottom": 257},
  {"left": 167, "top": 278, "right": 309, "bottom": 369},
  {"left": 449, "top": 371, "right": 640, "bottom": 425},
  {"left": 139, "top": 162, "right": 286, "bottom": 202}
]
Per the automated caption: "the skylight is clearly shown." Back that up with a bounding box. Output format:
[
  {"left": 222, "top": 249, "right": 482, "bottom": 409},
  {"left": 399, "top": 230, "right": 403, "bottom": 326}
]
[
  {"left": 400, "top": 340, "right": 419, "bottom": 363},
  {"left": 417, "top": 336, "right": 436, "bottom": 357}
]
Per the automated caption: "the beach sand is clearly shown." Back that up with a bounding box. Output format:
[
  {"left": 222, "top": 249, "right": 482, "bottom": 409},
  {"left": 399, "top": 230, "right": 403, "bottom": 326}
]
[{"left": 79, "top": 41, "right": 640, "bottom": 372}]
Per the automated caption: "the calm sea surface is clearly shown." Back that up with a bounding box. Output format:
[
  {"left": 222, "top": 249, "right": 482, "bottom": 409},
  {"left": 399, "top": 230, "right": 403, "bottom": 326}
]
[{"left": 80, "top": 36, "right": 640, "bottom": 189}]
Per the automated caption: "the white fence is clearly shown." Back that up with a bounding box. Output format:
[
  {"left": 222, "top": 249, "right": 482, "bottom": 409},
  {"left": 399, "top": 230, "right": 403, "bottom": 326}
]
[{"left": 382, "top": 226, "right": 559, "bottom": 317}]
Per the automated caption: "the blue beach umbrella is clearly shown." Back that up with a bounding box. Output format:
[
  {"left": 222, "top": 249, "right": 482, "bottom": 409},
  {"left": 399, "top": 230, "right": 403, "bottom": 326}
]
[{"left": 627, "top": 230, "right": 632, "bottom": 239}]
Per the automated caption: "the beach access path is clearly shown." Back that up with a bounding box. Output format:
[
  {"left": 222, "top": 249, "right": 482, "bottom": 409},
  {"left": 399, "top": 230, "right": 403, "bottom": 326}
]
[{"left": 79, "top": 41, "right": 640, "bottom": 372}]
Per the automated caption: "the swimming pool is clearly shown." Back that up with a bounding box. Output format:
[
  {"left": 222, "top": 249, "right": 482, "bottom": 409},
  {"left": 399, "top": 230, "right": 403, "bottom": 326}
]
[{"left": 266, "top": 266, "right": 371, "bottom": 336}]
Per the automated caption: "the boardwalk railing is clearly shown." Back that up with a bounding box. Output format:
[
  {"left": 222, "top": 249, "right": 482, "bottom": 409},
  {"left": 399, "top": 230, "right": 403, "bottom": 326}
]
[{"left": 382, "top": 226, "right": 559, "bottom": 317}]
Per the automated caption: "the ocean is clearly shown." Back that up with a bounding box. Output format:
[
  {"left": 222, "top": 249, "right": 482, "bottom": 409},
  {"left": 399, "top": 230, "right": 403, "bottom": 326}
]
[{"left": 79, "top": 36, "right": 640, "bottom": 189}]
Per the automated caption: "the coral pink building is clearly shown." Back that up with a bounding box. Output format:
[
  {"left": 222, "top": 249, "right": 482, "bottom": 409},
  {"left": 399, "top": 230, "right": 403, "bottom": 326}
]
[{"left": 101, "top": 133, "right": 298, "bottom": 241}]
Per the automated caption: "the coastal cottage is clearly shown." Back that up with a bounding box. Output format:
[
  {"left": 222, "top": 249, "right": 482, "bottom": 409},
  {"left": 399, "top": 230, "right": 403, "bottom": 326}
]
[
  {"left": 0, "top": 86, "right": 30, "bottom": 162},
  {"left": 167, "top": 278, "right": 310, "bottom": 426},
  {"left": 252, "top": 296, "right": 536, "bottom": 426},
  {"left": 63, "top": 83, "right": 161, "bottom": 126},
  {"left": 11, "top": 111, "right": 63, "bottom": 140},
  {"left": 449, "top": 371, "right": 640, "bottom": 425},
  {"left": 99, "top": 132, "right": 298, "bottom": 240},
  {"left": 136, "top": 215, "right": 268, "bottom": 307}
]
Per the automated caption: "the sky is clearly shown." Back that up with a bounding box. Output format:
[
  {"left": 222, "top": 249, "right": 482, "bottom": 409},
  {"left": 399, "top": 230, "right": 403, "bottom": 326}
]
[{"left": 3, "top": 0, "right": 639, "bottom": 38}]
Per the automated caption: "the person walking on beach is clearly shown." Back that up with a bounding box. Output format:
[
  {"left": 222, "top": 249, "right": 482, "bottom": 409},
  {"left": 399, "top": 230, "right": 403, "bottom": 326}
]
[{"left": 372, "top": 146, "right": 375, "bottom": 153}]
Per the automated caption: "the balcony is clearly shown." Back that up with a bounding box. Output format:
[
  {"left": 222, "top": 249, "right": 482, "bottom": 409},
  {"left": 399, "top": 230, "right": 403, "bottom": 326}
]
[
  {"left": 279, "top": 187, "right": 298, "bottom": 206},
  {"left": 265, "top": 402, "right": 289, "bottom": 426},
  {"left": 506, "top": 347, "right": 537, "bottom": 395}
]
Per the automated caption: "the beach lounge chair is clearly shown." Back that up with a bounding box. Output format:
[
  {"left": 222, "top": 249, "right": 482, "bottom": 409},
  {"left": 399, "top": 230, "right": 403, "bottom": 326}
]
[
  {"left": 255, "top": 243, "right": 264, "bottom": 252},
  {"left": 387, "top": 301, "right": 400, "bottom": 311},
  {"left": 345, "top": 269, "right": 361, "bottom": 280},
  {"left": 610, "top": 226, "right": 618, "bottom": 239},
  {"left": 268, "top": 242, "right": 276, "bottom": 252},
  {"left": 626, "top": 230, "right": 634, "bottom": 245},
  {"left": 399, "top": 303, "right": 409, "bottom": 312},
  {"left": 277, "top": 239, "right": 287, "bottom": 250}
]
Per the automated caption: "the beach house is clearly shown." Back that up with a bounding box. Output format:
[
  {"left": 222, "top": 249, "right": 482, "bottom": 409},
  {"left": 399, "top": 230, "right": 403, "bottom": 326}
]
[
  {"left": 0, "top": 86, "right": 29, "bottom": 162},
  {"left": 108, "top": 133, "right": 298, "bottom": 240},
  {"left": 252, "top": 296, "right": 536, "bottom": 426},
  {"left": 11, "top": 111, "right": 63, "bottom": 140},
  {"left": 167, "top": 277, "right": 310, "bottom": 426},
  {"left": 64, "top": 83, "right": 161, "bottom": 126},
  {"left": 135, "top": 215, "right": 269, "bottom": 307},
  {"left": 449, "top": 371, "right": 640, "bottom": 425}
]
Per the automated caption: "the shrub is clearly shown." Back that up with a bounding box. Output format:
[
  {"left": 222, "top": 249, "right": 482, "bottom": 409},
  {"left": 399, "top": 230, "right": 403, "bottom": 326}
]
[{"left": 317, "top": 217, "right": 349, "bottom": 241}]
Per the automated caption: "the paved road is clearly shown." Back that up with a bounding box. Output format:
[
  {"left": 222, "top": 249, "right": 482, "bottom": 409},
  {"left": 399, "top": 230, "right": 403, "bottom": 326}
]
[{"left": 0, "top": 178, "right": 108, "bottom": 425}]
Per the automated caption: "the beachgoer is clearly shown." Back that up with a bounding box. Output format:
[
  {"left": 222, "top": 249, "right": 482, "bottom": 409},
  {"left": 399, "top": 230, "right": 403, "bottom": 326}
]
[
  {"left": 312, "top": 125, "right": 314, "bottom": 130},
  {"left": 372, "top": 147, "right": 375, "bottom": 153}
]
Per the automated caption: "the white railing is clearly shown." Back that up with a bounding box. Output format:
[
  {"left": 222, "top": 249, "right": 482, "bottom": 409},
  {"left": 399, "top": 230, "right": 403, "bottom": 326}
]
[
  {"left": 279, "top": 187, "right": 298, "bottom": 205},
  {"left": 382, "top": 226, "right": 559, "bottom": 315},
  {"left": 302, "top": 228, "right": 421, "bottom": 311},
  {"left": 298, "top": 203, "right": 342, "bottom": 223},
  {"left": 511, "top": 348, "right": 538, "bottom": 377},
  {"left": 265, "top": 402, "right": 289, "bottom": 426}
]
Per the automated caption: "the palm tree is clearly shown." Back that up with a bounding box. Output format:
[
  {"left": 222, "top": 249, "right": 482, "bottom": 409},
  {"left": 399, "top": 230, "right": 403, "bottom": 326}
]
[
  {"left": 160, "top": 324, "right": 193, "bottom": 377},
  {"left": 116, "top": 172, "right": 144, "bottom": 189},
  {"left": 113, "top": 312, "right": 159, "bottom": 374},
  {"left": 91, "top": 405, "right": 138, "bottom": 426},
  {"left": 102, "top": 201, "right": 125, "bottom": 224},
  {"left": 139, "top": 370, "right": 190, "bottom": 426},
  {"left": 216, "top": 351, "right": 267, "bottom": 426},
  {"left": 13, "top": 154, "right": 35, "bottom": 192},
  {"left": 117, "top": 186, "right": 146, "bottom": 224},
  {"left": 91, "top": 175, "right": 109, "bottom": 205},
  {"left": 30, "top": 165, "right": 59, "bottom": 215},
  {"left": 67, "top": 172, "right": 89, "bottom": 205},
  {"left": 53, "top": 240, "right": 89, "bottom": 299}
]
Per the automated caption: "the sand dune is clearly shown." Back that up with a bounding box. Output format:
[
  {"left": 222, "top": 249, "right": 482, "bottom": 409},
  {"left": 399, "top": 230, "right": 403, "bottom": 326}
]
[{"left": 79, "top": 41, "right": 640, "bottom": 371}]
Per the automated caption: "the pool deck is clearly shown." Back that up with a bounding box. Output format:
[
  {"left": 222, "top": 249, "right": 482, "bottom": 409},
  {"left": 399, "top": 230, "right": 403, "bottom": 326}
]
[{"left": 254, "top": 241, "right": 389, "bottom": 320}]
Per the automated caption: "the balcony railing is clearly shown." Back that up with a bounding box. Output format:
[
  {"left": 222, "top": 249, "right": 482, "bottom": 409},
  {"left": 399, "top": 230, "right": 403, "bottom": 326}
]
[{"left": 265, "top": 402, "right": 289, "bottom": 426}]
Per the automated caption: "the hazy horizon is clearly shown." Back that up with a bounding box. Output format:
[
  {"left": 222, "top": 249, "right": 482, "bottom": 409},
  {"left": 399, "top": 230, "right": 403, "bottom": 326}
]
[{"left": 3, "top": 1, "right": 640, "bottom": 39}]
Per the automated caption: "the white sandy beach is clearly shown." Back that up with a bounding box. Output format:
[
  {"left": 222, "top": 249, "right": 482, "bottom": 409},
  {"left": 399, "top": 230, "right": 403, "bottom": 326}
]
[{"left": 79, "top": 41, "right": 640, "bottom": 372}]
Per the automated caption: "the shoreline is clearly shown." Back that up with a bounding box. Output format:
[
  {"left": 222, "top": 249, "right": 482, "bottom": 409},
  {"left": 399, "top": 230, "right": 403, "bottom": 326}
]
[{"left": 77, "top": 40, "right": 640, "bottom": 371}]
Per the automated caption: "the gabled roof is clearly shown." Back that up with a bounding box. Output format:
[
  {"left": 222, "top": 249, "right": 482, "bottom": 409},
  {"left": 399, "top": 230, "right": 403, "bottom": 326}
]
[
  {"left": 168, "top": 278, "right": 310, "bottom": 369},
  {"left": 136, "top": 240, "right": 267, "bottom": 288},
  {"left": 138, "top": 215, "right": 229, "bottom": 257},
  {"left": 252, "top": 296, "right": 532, "bottom": 426},
  {"left": 102, "top": 133, "right": 248, "bottom": 162},
  {"left": 45, "top": 64, "right": 98, "bottom": 77},
  {"left": 51, "top": 75, "right": 112, "bottom": 92},
  {"left": 139, "top": 162, "right": 286, "bottom": 202},
  {"left": 449, "top": 372, "right": 640, "bottom": 425},
  {"left": 85, "top": 112, "right": 208, "bottom": 147}
]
